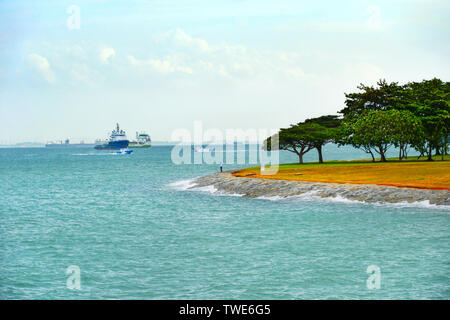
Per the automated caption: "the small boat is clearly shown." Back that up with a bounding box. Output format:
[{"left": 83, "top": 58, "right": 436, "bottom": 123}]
[{"left": 115, "top": 149, "right": 133, "bottom": 155}]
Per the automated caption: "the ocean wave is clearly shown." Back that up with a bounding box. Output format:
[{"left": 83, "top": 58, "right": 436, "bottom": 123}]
[
  {"left": 168, "top": 178, "right": 198, "bottom": 190},
  {"left": 256, "top": 191, "right": 450, "bottom": 210},
  {"left": 371, "top": 200, "right": 450, "bottom": 210},
  {"left": 190, "top": 184, "right": 244, "bottom": 197},
  {"left": 168, "top": 180, "right": 244, "bottom": 197},
  {"left": 256, "top": 195, "right": 287, "bottom": 201},
  {"left": 72, "top": 153, "right": 118, "bottom": 156},
  {"left": 168, "top": 179, "right": 450, "bottom": 210},
  {"left": 256, "top": 191, "right": 363, "bottom": 204}
]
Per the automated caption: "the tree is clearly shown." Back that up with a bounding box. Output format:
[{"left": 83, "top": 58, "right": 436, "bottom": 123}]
[
  {"left": 304, "top": 115, "right": 342, "bottom": 163},
  {"left": 343, "top": 110, "right": 420, "bottom": 162},
  {"left": 340, "top": 79, "right": 408, "bottom": 120},
  {"left": 265, "top": 123, "right": 317, "bottom": 164},
  {"left": 336, "top": 119, "right": 377, "bottom": 162},
  {"left": 405, "top": 79, "right": 450, "bottom": 161},
  {"left": 339, "top": 78, "right": 449, "bottom": 161},
  {"left": 389, "top": 110, "right": 423, "bottom": 160},
  {"left": 265, "top": 116, "right": 341, "bottom": 164}
]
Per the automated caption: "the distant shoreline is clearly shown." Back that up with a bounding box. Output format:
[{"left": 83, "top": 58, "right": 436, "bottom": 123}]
[{"left": 192, "top": 172, "right": 450, "bottom": 206}]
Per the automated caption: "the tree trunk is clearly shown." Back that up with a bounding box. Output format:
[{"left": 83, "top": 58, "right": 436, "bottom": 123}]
[
  {"left": 435, "top": 147, "right": 441, "bottom": 156},
  {"left": 444, "top": 137, "right": 448, "bottom": 156},
  {"left": 369, "top": 150, "right": 375, "bottom": 162},
  {"left": 427, "top": 144, "right": 433, "bottom": 161},
  {"left": 379, "top": 146, "right": 387, "bottom": 162},
  {"left": 317, "top": 146, "right": 323, "bottom": 163},
  {"left": 377, "top": 145, "right": 387, "bottom": 162},
  {"left": 399, "top": 146, "right": 402, "bottom": 161},
  {"left": 298, "top": 153, "right": 303, "bottom": 164}
]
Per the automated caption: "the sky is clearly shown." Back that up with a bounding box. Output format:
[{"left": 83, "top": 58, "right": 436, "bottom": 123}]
[{"left": 0, "top": 0, "right": 449, "bottom": 143}]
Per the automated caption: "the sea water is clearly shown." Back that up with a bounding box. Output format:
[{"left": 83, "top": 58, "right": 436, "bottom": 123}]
[{"left": 0, "top": 145, "right": 449, "bottom": 299}]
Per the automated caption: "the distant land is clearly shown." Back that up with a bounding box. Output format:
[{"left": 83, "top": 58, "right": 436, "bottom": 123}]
[
  {"left": 0, "top": 141, "right": 176, "bottom": 148},
  {"left": 0, "top": 142, "right": 45, "bottom": 148},
  {"left": 0, "top": 141, "right": 264, "bottom": 148}
]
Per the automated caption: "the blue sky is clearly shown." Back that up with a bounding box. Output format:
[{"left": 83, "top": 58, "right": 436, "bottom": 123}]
[{"left": 0, "top": 0, "right": 449, "bottom": 143}]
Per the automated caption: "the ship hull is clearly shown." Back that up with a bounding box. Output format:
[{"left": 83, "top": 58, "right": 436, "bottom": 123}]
[
  {"left": 95, "top": 140, "right": 129, "bottom": 150},
  {"left": 128, "top": 144, "right": 151, "bottom": 148}
]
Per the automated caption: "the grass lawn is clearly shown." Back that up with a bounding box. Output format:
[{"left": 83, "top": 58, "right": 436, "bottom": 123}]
[{"left": 233, "top": 155, "right": 450, "bottom": 190}]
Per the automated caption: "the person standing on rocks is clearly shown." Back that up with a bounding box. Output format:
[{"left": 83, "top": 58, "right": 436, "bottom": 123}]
[{"left": 220, "top": 162, "right": 223, "bottom": 173}]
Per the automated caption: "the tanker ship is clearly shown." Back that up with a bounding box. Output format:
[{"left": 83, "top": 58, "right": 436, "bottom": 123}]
[{"left": 45, "top": 139, "right": 95, "bottom": 148}]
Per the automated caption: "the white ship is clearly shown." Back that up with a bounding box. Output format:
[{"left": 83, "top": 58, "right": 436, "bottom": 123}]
[{"left": 128, "top": 132, "right": 151, "bottom": 148}]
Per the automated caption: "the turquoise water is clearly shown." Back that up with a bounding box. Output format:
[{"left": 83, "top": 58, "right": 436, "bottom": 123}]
[{"left": 0, "top": 145, "right": 449, "bottom": 299}]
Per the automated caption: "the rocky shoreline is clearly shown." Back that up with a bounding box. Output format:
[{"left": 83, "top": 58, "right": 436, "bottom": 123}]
[{"left": 191, "top": 172, "right": 450, "bottom": 206}]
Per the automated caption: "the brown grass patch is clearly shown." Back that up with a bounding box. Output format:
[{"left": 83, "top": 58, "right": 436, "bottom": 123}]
[{"left": 232, "top": 162, "right": 450, "bottom": 190}]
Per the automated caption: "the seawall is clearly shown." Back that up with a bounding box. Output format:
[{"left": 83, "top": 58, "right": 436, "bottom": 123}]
[{"left": 191, "top": 172, "right": 450, "bottom": 206}]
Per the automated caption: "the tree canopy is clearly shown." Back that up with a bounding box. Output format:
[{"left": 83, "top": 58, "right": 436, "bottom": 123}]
[
  {"left": 342, "top": 109, "right": 422, "bottom": 162},
  {"left": 265, "top": 78, "right": 449, "bottom": 164},
  {"left": 265, "top": 115, "right": 341, "bottom": 163},
  {"left": 338, "top": 78, "right": 449, "bottom": 161}
]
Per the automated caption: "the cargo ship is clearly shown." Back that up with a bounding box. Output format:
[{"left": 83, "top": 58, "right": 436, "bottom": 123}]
[
  {"left": 129, "top": 132, "right": 151, "bottom": 148},
  {"left": 94, "top": 123, "right": 129, "bottom": 150},
  {"left": 45, "top": 139, "right": 94, "bottom": 148}
]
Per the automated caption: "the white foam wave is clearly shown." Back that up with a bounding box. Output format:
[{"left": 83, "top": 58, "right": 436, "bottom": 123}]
[
  {"left": 224, "top": 193, "right": 245, "bottom": 197},
  {"left": 192, "top": 185, "right": 218, "bottom": 193},
  {"left": 372, "top": 200, "right": 450, "bottom": 210},
  {"left": 168, "top": 180, "right": 449, "bottom": 210},
  {"left": 308, "top": 194, "right": 364, "bottom": 205},
  {"left": 256, "top": 192, "right": 362, "bottom": 204},
  {"left": 256, "top": 195, "right": 286, "bottom": 201},
  {"left": 168, "top": 180, "right": 244, "bottom": 197},
  {"left": 73, "top": 153, "right": 116, "bottom": 156},
  {"left": 256, "top": 190, "right": 450, "bottom": 210},
  {"left": 168, "top": 179, "right": 198, "bottom": 190},
  {"left": 191, "top": 185, "right": 244, "bottom": 197}
]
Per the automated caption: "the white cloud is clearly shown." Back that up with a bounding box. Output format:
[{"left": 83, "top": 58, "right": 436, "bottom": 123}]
[
  {"left": 161, "top": 28, "right": 212, "bottom": 53},
  {"left": 141, "top": 29, "right": 313, "bottom": 81},
  {"left": 127, "top": 55, "right": 193, "bottom": 75},
  {"left": 69, "top": 64, "right": 104, "bottom": 86},
  {"left": 27, "top": 53, "right": 55, "bottom": 83},
  {"left": 99, "top": 46, "right": 115, "bottom": 63},
  {"left": 27, "top": 30, "right": 313, "bottom": 86}
]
